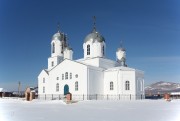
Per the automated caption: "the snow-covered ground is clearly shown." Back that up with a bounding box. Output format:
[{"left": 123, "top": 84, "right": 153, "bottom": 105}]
[{"left": 0, "top": 98, "right": 180, "bottom": 121}]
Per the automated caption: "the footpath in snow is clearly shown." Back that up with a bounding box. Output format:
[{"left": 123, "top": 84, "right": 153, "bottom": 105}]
[{"left": 0, "top": 98, "right": 180, "bottom": 121}]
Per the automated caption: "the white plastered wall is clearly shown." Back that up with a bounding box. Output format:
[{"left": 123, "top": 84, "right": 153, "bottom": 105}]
[
  {"left": 88, "top": 67, "right": 104, "bottom": 95},
  {"left": 104, "top": 68, "right": 137, "bottom": 100},
  {"left": 39, "top": 59, "right": 88, "bottom": 100},
  {"left": 64, "top": 49, "right": 73, "bottom": 60},
  {"left": 135, "top": 70, "right": 145, "bottom": 99}
]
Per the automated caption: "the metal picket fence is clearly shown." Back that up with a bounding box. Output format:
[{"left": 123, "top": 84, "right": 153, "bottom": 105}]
[{"left": 38, "top": 94, "right": 145, "bottom": 101}]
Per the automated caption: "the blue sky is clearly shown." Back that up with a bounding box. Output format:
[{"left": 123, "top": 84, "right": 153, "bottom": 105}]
[{"left": 0, "top": 0, "right": 180, "bottom": 91}]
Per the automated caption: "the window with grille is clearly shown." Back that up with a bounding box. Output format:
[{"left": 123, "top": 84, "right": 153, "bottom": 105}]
[
  {"left": 102, "top": 46, "right": 104, "bottom": 55},
  {"left": 57, "top": 77, "right": 59, "bottom": 80},
  {"left": 125, "top": 81, "right": 130, "bottom": 90},
  {"left": 75, "top": 81, "right": 78, "bottom": 91},
  {"left": 43, "top": 78, "right": 45, "bottom": 83},
  {"left": 56, "top": 83, "right": 59, "bottom": 92},
  {"left": 62, "top": 74, "right": 64, "bottom": 80},
  {"left": 65, "top": 72, "right": 68, "bottom": 79},
  {"left": 110, "top": 82, "right": 113, "bottom": 90},
  {"left": 87, "top": 44, "right": 90, "bottom": 55},
  {"left": 52, "top": 43, "right": 55, "bottom": 53}
]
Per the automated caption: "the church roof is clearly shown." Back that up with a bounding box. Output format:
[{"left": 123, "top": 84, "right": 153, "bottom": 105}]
[
  {"left": 52, "top": 31, "right": 67, "bottom": 41},
  {"left": 64, "top": 46, "right": 73, "bottom": 51},
  {"left": 117, "top": 40, "right": 126, "bottom": 51},
  {"left": 48, "top": 59, "right": 105, "bottom": 73},
  {"left": 76, "top": 57, "right": 121, "bottom": 69},
  {"left": 105, "top": 66, "right": 135, "bottom": 71},
  {"left": 117, "top": 47, "right": 126, "bottom": 51},
  {"left": 84, "top": 16, "right": 105, "bottom": 43},
  {"left": 44, "top": 69, "right": 49, "bottom": 74},
  {"left": 76, "top": 61, "right": 105, "bottom": 71},
  {"left": 84, "top": 30, "right": 105, "bottom": 43},
  {"left": 0, "top": 88, "right": 9, "bottom": 92},
  {"left": 52, "top": 31, "right": 61, "bottom": 40},
  {"left": 38, "top": 69, "right": 49, "bottom": 78},
  {"left": 105, "top": 66, "right": 144, "bottom": 73}
]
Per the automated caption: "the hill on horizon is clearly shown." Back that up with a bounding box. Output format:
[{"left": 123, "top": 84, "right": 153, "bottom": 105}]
[{"left": 145, "top": 81, "right": 180, "bottom": 95}]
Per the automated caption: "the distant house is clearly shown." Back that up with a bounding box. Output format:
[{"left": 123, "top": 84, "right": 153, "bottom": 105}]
[
  {"left": 0, "top": 88, "right": 12, "bottom": 97},
  {"left": 170, "top": 92, "right": 180, "bottom": 99},
  {"left": 0, "top": 88, "right": 3, "bottom": 97}
]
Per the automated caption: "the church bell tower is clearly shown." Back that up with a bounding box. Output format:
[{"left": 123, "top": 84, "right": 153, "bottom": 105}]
[
  {"left": 47, "top": 24, "right": 73, "bottom": 70},
  {"left": 48, "top": 24, "right": 67, "bottom": 70}
]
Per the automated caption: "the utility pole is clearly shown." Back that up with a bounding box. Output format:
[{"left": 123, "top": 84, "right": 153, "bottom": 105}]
[{"left": 18, "top": 81, "right": 21, "bottom": 97}]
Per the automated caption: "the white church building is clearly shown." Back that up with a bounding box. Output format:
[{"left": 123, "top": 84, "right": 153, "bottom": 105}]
[{"left": 38, "top": 21, "right": 145, "bottom": 100}]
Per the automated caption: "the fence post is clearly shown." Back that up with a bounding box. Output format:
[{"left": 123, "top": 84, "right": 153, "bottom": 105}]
[
  {"left": 59, "top": 94, "right": 60, "bottom": 100},
  {"left": 45, "top": 94, "right": 46, "bottom": 100},
  {"left": 141, "top": 94, "right": 142, "bottom": 100},
  {"left": 52, "top": 94, "right": 53, "bottom": 100},
  {"left": 83, "top": 94, "right": 84, "bottom": 100},
  {"left": 96, "top": 94, "right": 97, "bottom": 100},
  {"left": 130, "top": 94, "right": 131, "bottom": 100}
]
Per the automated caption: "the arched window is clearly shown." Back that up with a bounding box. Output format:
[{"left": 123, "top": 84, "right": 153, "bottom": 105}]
[
  {"left": 62, "top": 74, "right": 64, "bottom": 80},
  {"left": 51, "top": 61, "right": 54, "bottom": 67},
  {"left": 65, "top": 72, "right": 68, "bottom": 79},
  {"left": 57, "top": 77, "right": 59, "bottom": 80},
  {"left": 125, "top": 81, "right": 130, "bottom": 90},
  {"left": 110, "top": 82, "right": 113, "bottom": 90},
  {"left": 43, "top": 78, "right": 45, "bottom": 83},
  {"left": 75, "top": 81, "right": 78, "bottom": 91},
  {"left": 43, "top": 86, "right": 45, "bottom": 93},
  {"left": 52, "top": 43, "right": 55, "bottom": 53},
  {"left": 102, "top": 46, "right": 104, "bottom": 55},
  {"left": 56, "top": 83, "right": 59, "bottom": 92},
  {"left": 87, "top": 44, "right": 90, "bottom": 55},
  {"left": 75, "top": 74, "right": 78, "bottom": 78},
  {"left": 70, "top": 73, "right": 72, "bottom": 79}
]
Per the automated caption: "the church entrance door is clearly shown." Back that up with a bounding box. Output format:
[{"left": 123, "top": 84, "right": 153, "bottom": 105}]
[{"left": 64, "top": 84, "right": 69, "bottom": 95}]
